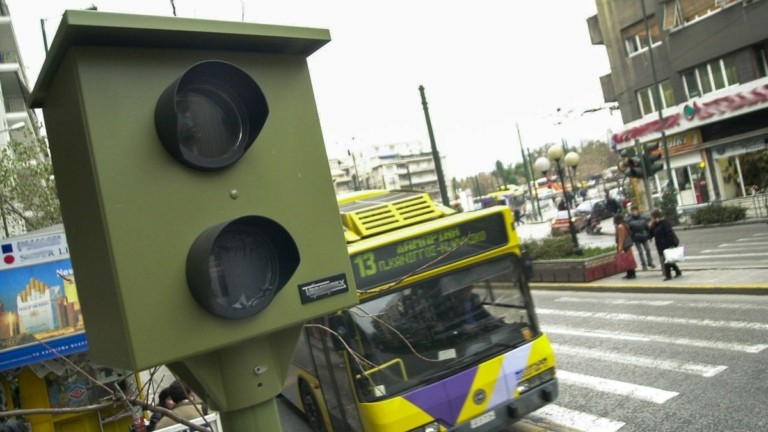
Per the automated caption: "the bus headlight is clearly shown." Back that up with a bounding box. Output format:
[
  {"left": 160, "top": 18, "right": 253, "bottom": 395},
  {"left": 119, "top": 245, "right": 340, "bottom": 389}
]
[
  {"left": 408, "top": 421, "right": 440, "bottom": 432},
  {"left": 516, "top": 367, "right": 556, "bottom": 395}
]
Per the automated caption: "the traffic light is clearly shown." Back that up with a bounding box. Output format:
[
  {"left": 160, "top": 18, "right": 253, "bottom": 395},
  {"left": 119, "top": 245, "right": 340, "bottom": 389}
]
[
  {"left": 643, "top": 142, "right": 664, "bottom": 175},
  {"left": 30, "top": 11, "right": 358, "bottom": 410},
  {"left": 619, "top": 149, "right": 644, "bottom": 178}
]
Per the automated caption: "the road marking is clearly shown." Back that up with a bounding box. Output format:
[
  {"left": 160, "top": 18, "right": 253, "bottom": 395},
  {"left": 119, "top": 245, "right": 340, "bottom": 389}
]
[
  {"left": 711, "top": 243, "right": 768, "bottom": 250},
  {"left": 538, "top": 308, "right": 768, "bottom": 330},
  {"left": 737, "top": 237, "right": 767, "bottom": 241},
  {"left": 684, "top": 252, "right": 768, "bottom": 259},
  {"left": 555, "top": 297, "right": 673, "bottom": 306},
  {"left": 543, "top": 325, "right": 768, "bottom": 353},
  {"left": 552, "top": 344, "right": 728, "bottom": 377},
  {"left": 552, "top": 296, "right": 768, "bottom": 311},
  {"left": 528, "top": 404, "right": 625, "bottom": 432},
  {"left": 557, "top": 370, "right": 678, "bottom": 404}
]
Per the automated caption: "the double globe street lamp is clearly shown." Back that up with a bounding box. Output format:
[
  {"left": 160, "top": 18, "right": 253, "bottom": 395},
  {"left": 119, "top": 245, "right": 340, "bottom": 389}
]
[{"left": 534, "top": 144, "right": 582, "bottom": 255}]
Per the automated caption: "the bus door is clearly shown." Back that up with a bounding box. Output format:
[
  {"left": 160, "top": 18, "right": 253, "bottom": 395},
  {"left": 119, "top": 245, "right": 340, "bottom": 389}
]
[{"left": 306, "top": 316, "right": 364, "bottom": 431}]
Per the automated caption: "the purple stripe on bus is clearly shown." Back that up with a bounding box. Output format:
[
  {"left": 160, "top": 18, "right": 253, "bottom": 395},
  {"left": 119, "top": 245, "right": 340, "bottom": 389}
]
[{"left": 403, "top": 365, "right": 479, "bottom": 427}]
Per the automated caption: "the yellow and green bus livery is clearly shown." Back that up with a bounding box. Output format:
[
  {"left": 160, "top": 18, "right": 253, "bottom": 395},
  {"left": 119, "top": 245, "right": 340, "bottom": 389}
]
[{"left": 283, "top": 190, "right": 557, "bottom": 431}]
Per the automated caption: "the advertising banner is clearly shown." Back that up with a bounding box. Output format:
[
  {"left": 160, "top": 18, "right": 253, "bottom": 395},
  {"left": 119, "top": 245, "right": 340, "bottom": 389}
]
[{"left": 0, "top": 229, "right": 88, "bottom": 371}]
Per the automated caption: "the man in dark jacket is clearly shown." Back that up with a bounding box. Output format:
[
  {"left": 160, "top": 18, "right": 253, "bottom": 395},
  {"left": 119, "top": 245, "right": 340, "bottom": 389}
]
[
  {"left": 626, "top": 206, "right": 655, "bottom": 270},
  {"left": 649, "top": 209, "right": 682, "bottom": 281}
]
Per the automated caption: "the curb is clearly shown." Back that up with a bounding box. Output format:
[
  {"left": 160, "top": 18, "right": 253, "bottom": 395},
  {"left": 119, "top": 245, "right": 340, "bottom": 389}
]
[{"left": 530, "top": 282, "right": 768, "bottom": 295}]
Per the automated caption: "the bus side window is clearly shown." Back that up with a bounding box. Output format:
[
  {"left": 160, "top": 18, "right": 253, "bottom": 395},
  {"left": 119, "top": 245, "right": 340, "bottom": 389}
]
[{"left": 328, "top": 314, "right": 351, "bottom": 352}]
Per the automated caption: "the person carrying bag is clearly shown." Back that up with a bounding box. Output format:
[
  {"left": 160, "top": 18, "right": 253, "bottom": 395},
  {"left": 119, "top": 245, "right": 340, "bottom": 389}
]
[
  {"left": 614, "top": 214, "right": 637, "bottom": 279},
  {"left": 649, "top": 209, "right": 682, "bottom": 281}
]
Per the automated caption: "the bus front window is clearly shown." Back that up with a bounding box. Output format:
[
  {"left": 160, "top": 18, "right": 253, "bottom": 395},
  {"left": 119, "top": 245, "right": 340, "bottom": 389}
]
[{"left": 347, "top": 257, "right": 535, "bottom": 402}]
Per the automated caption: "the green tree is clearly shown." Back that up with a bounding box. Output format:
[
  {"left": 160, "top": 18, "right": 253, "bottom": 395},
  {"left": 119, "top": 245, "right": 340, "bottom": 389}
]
[{"left": 0, "top": 133, "right": 62, "bottom": 234}]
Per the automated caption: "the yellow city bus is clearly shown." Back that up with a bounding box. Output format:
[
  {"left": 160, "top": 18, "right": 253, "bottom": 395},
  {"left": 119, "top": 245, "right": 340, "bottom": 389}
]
[{"left": 283, "top": 190, "right": 557, "bottom": 431}]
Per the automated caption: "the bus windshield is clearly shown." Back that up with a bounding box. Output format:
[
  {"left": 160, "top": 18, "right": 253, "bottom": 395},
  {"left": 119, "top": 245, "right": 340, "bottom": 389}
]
[{"left": 345, "top": 257, "right": 535, "bottom": 402}]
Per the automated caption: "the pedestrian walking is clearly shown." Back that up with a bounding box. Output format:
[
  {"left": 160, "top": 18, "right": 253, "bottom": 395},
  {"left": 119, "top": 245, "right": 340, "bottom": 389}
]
[
  {"left": 614, "top": 214, "right": 637, "bottom": 279},
  {"left": 649, "top": 209, "right": 682, "bottom": 281},
  {"left": 626, "top": 205, "right": 655, "bottom": 270}
]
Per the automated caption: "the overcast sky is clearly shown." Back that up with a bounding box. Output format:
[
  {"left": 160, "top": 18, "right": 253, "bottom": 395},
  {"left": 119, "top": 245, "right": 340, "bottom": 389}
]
[{"left": 7, "top": 0, "right": 625, "bottom": 178}]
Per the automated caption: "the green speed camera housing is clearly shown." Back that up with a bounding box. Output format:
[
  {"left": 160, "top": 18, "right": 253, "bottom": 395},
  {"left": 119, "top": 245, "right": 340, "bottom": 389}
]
[{"left": 30, "top": 10, "right": 357, "bottom": 408}]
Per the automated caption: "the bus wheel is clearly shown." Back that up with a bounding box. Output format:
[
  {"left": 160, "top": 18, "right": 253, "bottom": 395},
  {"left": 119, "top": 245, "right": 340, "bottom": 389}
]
[{"left": 300, "top": 380, "right": 327, "bottom": 432}]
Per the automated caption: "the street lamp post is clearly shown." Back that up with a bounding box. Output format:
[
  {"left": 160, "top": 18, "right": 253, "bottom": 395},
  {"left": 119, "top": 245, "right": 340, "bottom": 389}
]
[
  {"left": 564, "top": 151, "right": 580, "bottom": 207},
  {"left": 543, "top": 145, "right": 582, "bottom": 254},
  {"left": 534, "top": 156, "right": 551, "bottom": 220}
]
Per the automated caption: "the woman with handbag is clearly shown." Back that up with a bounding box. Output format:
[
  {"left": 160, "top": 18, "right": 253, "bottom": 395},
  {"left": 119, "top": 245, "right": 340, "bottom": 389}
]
[
  {"left": 649, "top": 209, "right": 682, "bottom": 281},
  {"left": 614, "top": 214, "right": 637, "bottom": 279}
]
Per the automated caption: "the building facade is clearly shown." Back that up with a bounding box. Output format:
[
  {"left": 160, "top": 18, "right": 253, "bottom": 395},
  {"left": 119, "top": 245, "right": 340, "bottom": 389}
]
[
  {"left": 330, "top": 141, "right": 450, "bottom": 202},
  {"left": 1, "top": 0, "right": 42, "bottom": 237},
  {"left": 590, "top": 0, "right": 768, "bottom": 206}
]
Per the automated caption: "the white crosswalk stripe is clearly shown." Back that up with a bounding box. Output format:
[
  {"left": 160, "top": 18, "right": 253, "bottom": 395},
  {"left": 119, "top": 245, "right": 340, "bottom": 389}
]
[
  {"left": 556, "top": 370, "right": 678, "bottom": 404},
  {"left": 543, "top": 324, "right": 768, "bottom": 353},
  {"left": 554, "top": 296, "right": 768, "bottom": 311},
  {"left": 552, "top": 343, "right": 727, "bottom": 377},
  {"left": 538, "top": 308, "right": 768, "bottom": 330},
  {"left": 529, "top": 404, "right": 625, "bottom": 432}
]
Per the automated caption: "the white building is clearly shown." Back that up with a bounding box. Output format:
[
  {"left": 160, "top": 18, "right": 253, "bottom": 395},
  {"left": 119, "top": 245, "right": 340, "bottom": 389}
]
[
  {"left": 1, "top": 0, "right": 42, "bottom": 238},
  {"left": 330, "top": 141, "right": 450, "bottom": 203}
]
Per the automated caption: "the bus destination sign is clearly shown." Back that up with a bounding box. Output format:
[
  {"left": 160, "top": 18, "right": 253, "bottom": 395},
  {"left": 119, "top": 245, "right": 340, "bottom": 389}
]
[{"left": 350, "top": 212, "right": 509, "bottom": 291}]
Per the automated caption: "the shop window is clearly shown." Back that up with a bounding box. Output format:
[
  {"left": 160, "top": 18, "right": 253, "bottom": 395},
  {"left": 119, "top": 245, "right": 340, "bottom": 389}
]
[
  {"left": 637, "top": 80, "right": 675, "bottom": 116},
  {"left": 675, "top": 165, "right": 695, "bottom": 191},
  {"left": 622, "top": 16, "right": 660, "bottom": 56},
  {"left": 682, "top": 55, "right": 739, "bottom": 99}
]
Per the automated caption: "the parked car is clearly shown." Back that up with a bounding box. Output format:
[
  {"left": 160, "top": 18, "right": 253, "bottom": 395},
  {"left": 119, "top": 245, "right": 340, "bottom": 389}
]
[
  {"left": 550, "top": 210, "right": 587, "bottom": 236},
  {"left": 575, "top": 199, "right": 613, "bottom": 221}
]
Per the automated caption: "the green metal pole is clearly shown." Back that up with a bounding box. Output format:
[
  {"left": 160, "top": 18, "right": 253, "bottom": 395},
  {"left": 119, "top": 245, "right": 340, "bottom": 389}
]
[
  {"left": 419, "top": 85, "right": 450, "bottom": 207},
  {"left": 641, "top": 0, "right": 674, "bottom": 189},
  {"left": 221, "top": 399, "right": 282, "bottom": 432}
]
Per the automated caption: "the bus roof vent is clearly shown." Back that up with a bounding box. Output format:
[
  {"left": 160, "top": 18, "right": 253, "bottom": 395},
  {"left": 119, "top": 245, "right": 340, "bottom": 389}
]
[{"left": 339, "top": 191, "right": 445, "bottom": 238}]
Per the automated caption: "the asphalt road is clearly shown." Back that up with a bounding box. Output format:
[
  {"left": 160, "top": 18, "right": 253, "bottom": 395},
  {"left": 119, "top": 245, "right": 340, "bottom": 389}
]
[
  {"left": 674, "top": 223, "right": 768, "bottom": 269},
  {"left": 526, "top": 290, "right": 768, "bottom": 432}
]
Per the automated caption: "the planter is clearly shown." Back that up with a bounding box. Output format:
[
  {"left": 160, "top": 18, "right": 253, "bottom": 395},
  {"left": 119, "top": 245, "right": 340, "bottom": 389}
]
[{"left": 530, "top": 251, "right": 619, "bottom": 283}]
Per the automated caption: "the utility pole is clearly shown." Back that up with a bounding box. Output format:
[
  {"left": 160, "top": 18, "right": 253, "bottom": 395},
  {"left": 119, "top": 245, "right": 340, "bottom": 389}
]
[
  {"left": 419, "top": 85, "right": 450, "bottom": 207},
  {"left": 517, "top": 124, "right": 538, "bottom": 221},
  {"left": 527, "top": 148, "right": 542, "bottom": 220}
]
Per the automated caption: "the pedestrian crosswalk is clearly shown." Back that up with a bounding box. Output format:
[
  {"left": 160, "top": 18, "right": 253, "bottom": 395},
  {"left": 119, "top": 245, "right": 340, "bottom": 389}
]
[
  {"left": 524, "top": 292, "right": 768, "bottom": 431},
  {"left": 682, "top": 231, "right": 768, "bottom": 268}
]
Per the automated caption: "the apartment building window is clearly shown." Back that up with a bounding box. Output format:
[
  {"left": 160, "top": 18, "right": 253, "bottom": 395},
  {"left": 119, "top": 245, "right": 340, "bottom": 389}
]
[
  {"left": 637, "top": 80, "right": 675, "bottom": 116},
  {"left": 664, "top": 0, "right": 739, "bottom": 29},
  {"left": 682, "top": 55, "right": 738, "bottom": 99},
  {"left": 756, "top": 45, "right": 768, "bottom": 78},
  {"left": 622, "top": 16, "right": 660, "bottom": 55}
]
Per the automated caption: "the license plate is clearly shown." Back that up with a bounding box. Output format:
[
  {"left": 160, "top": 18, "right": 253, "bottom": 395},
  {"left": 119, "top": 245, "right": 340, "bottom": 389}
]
[{"left": 470, "top": 411, "right": 496, "bottom": 429}]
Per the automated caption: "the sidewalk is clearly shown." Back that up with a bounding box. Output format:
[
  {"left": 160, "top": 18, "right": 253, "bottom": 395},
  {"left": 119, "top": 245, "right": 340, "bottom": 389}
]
[{"left": 527, "top": 217, "right": 768, "bottom": 294}]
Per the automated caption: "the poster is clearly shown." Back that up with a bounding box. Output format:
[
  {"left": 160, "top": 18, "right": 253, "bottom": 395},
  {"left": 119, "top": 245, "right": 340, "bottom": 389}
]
[{"left": 0, "top": 230, "right": 88, "bottom": 371}]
